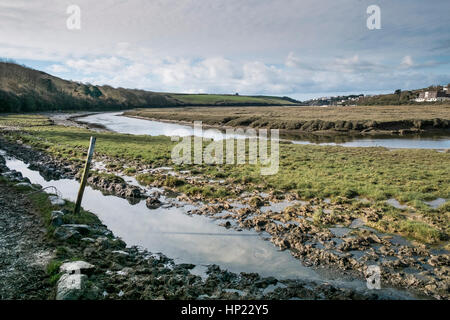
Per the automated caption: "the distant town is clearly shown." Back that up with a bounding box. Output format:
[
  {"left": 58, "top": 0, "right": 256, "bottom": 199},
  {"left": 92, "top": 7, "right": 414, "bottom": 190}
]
[{"left": 302, "top": 84, "right": 450, "bottom": 106}]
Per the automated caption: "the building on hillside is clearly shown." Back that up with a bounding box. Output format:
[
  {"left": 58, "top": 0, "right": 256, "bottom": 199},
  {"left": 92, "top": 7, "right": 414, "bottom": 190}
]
[{"left": 415, "top": 89, "right": 450, "bottom": 102}]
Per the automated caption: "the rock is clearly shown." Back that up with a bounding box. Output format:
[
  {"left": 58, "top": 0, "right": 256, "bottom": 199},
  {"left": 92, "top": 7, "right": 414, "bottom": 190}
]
[
  {"left": 428, "top": 255, "right": 450, "bottom": 267},
  {"left": 146, "top": 196, "right": 161, "bottom": 209},
  {"left": 249, "top": 196, "right": 264, "bottom": 208},
  {"left": 51, "top": 215, "right": 64, "bottom": 227},
  {"left": 94, "top": 237, "right": 126, "bottom": 250},
  {"left": 3, "top": 170, "right": 25, "bottom": 182},
  {"left": 56, "top": 273, "right": 88, "bottom": 300},
  {"left": 49, "top": 195, "right": 65, "bottom": 206},
  {"left": 124, "top": 187, "right": 141, "bottom": 198},
  {"left": 61, "top": 224, "right": 91, "bottom": 235},
  {"left": 148, "top": 189, "right": 162, "bottom": 198},
  {"left": 50, "top": 210, "right": 65, "bottom": 227},
  {"left": 60, "top": 261, "right": 95, "bottom": 275},
  {"left": 56, "top": 273, "right": 100, "bottom": 300},
  {"left": 14, "top": 182, "right": 34, "bottom": 189},
  {"left": 112, "top": 250, "right": 130, "bottom": 256},
  {"left": 54, "top": 226, "right": 81, "bottom": 241},
  {"left": 272, "top": 237, "right": 291, "bottom": 250},
  {"left": 220, "top": 221, "right": 232, "bottom": 229},
  {"left": 117, "top": 267, "right": 133, "bottom": 276}
]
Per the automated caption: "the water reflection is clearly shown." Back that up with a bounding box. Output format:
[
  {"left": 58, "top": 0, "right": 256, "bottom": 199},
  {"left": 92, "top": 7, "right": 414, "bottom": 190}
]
[
  {"left": 80, "top": 112, "right": 450, "bottom": 149},
  {"left": 3, "top": 155, "right": 318, "bottom": 280}
]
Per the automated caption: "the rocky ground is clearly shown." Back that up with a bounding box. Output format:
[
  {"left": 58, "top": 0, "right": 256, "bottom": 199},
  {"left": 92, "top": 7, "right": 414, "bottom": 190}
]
[{"left": 0, "top": 169, "right": 53, "bottom": 299}]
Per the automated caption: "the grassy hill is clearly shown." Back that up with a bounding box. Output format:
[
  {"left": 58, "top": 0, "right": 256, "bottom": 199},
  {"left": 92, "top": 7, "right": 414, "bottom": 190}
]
[{"left": 0, "top": 61, "right": 298, "bottom": 112}]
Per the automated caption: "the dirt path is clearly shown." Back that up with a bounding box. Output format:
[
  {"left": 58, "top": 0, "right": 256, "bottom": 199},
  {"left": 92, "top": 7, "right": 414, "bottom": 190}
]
[{"left": 0, "top": 182, "right": 53, "bottom": 299}]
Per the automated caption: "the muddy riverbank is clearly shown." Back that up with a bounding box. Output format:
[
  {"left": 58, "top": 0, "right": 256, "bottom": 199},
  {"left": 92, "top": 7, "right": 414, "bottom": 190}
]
[
  {"left": 0, "top": 149, "right": 420, "bottom": 300},
  {"left": 0, "top": 136, "right": 447, "bottom": 299}
]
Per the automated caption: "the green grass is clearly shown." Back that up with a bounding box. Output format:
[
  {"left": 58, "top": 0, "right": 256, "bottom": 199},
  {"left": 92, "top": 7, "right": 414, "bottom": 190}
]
[
  {"left": 124, "top": 105, "right": 450, "bottom": 130},
  {"left": 1, "top": 114, "right": 449, "bottom": 244},
  {"left": 2, "top": 114, "right": 449, "bottom": 203},
  {"left": 0, "top": 114, "right": 52, "bottom": 127},
  {"left": 168, "top": 94, "right": 296, "bottom": 105},
  {"left": 46, "top": 260, "right": 63, "bottom": 285}
]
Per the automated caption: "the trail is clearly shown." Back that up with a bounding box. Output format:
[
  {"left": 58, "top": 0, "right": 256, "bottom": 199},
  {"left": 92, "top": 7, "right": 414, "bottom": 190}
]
[{"left": 0, "top": 182, "right": 53, "bottom": 299}]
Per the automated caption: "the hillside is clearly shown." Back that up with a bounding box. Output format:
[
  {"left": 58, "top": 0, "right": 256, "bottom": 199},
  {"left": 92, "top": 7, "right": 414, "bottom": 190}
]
[{"left": 0, "top": 62, "right": 298, "bottom": 113}]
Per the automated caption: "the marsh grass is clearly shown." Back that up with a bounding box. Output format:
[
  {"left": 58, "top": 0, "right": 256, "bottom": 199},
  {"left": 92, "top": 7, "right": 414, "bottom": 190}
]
[
  {"left": 1, "top": 114, "right": 448, "bottom": 244},
  {"left": 125, "top": 105, "right": 450, "bottom": 129}
]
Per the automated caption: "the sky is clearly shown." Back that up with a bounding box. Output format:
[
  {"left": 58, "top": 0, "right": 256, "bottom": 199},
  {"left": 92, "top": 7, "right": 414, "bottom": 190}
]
[{"left": 0, "top": 0, "right": 449, "bottom": 101}]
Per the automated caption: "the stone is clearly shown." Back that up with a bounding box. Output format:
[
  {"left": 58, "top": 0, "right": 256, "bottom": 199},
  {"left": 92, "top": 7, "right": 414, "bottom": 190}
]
[
  {"left": 61, "top": 224, "right": 91, "bottom": 235},
  {"left": 56, "top": 273, "right": 87, "bottom": 300},
  {"left": 49, "top": 195, "right": 65, "bottom": 206},
  {"left": 60, "top": 261, "right": 95, "bottom": 275},
  {"left": 146, "top": 196, "right": 161, "bottom": 209},
  {"left": 124, "top": 187, "right": 141, "bottom": 198},
  {"left": 112, "top": 250, "right": 130, "bottom": 256},
  {"left": 54, "top": 226, "right": 81, "bottom": 241},
  {"left": 14, "top": 182, "right": 34, "bottom": 189},
  {"left": 50, "top": 211, "right": 65, "bottom": 227}
]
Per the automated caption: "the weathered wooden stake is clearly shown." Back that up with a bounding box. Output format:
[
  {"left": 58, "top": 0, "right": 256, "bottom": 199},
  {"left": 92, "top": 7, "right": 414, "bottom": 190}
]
[{"left": 74, "top": 136, "right": 96, "bottom": 214}]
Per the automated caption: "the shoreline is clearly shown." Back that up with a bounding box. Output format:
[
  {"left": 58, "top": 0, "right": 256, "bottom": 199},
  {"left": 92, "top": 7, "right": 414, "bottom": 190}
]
[{"left": 122, "top": 113, "right": 450, "bottom": 139}]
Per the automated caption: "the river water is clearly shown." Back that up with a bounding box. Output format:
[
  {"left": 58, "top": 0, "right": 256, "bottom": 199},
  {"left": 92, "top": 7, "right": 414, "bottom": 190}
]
[{"left": 79, "top": 112, "right": 450, "bottom": 150}]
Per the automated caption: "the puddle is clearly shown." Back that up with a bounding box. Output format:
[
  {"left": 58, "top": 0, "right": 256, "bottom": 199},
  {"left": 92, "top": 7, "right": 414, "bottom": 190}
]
[
  {"left": 260, "top": 200, "right": 300, "bottom": 214},
  {"left": 2, "top": 153, "right": 320, "bottom": 280},
  {"left": 386, "top": 199, "right": 409, "bottom": 210},
  {"left": 349, "top": 218, "right": 365, "bottom": 229},
  {"left": 424, "top": 198, "right": 447, "bottom": 209}
]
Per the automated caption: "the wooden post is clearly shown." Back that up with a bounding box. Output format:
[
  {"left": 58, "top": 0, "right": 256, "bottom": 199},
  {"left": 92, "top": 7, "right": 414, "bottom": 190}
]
[{"left": 74, "top": 136, "right": 96, "bottom": 214}]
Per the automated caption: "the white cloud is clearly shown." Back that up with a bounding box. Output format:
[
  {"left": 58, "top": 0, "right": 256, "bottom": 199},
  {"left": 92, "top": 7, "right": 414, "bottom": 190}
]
[
  {"left": 48, "top": 64, "right": 69, "bottom": 73},
  {"left": 400, "top": 55, "right": 414, "bottom": 68},
  {"left": 0, "top": 0, "right": 448, "bottom": 96},
  {"left": 285, "top": 52, "right": 301, "bottom": 68},
  {"left": 65, "top": 57, "right": 124, "bottom": 75}
]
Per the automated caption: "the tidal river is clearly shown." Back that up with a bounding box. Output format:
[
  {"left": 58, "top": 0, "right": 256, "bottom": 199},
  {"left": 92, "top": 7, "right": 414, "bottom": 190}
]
[{"left": 78, "top": 112, "right": 450, "bottom": 150}]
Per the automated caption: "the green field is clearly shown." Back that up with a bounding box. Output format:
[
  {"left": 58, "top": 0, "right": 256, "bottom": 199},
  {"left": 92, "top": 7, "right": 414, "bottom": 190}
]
[{"left": 168, "top": 94, "right": 297, "bottom": 105}]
